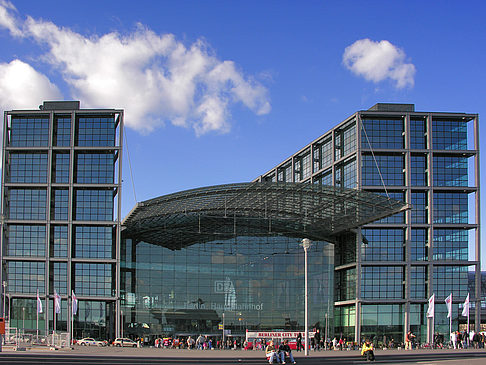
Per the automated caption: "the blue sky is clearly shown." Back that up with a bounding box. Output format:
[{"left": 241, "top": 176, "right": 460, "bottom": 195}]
[{"left": 0, "top": 1, "right": 485, "bottom": 263}]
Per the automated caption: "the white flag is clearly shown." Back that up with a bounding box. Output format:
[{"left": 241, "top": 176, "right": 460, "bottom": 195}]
[
  {"left": 54, "top": 290, "right": 61, "bottom": 314},
  {"left": 36, "top": 290, "right": 43, "bottom": 314},
  {"left": 72, "top": 290, "right": 78, "bottom": 315},
  {"left": 427, "top": 294, "right": 435, "bottom": 318},
  {"left": 445, "top": 293, "right": 452, "bottom": 318},
  {"left": 461, "top": 293, "right": 470, "bottom": 317}
]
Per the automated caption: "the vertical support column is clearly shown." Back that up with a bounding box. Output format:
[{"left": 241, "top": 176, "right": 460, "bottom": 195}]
[
  {"left": 301, "top": 239, "right": 311, "bottom": 356},
  {"left": 473, "top": 115, "right": 481, "bottom": 332},
  {"left": 0, "top": 112, "right": 8, "bottom": 322},
  {"left": 355, "top": 301, "right": 361, "bottom": 344},
  {"left": 404, "top": 113, "right": 412, "bottom": 341},
  {"left": 355, "top": 113, "right": 362, "bottom": 344},
  {"left": 426, "top": 113, "right": 434, "bottom": 344},
  {"left": 115, "top": 111, "right": 124, "bottom": 339},
  {"left": 0, "top": 111, "right": 8, "bottom": 352},
  {"left": 46, "top": 111, "right": 54, "bottom": 336},
  {"left": 67, "top": 110, "right": 76, "bottom": 340}
]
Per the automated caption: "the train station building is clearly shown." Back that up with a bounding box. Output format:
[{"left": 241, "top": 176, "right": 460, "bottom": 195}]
[{"left": 1, "top": 101, "right": 480, "bottom": 344}]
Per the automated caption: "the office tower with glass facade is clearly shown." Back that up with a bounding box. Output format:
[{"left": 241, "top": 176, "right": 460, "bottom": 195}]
[
  {"left": 1, "top": 101, "right": 123, "bottom": 340},
  {"left": 254, "top": 103, "right": 480, "bottom": 343}
]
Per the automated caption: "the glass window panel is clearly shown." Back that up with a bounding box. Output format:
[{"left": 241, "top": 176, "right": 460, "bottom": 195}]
[
  {"left": 52, "top": 153, "right": 70, "bottom": 184},
  {"left": 74, "top": 189, "right": 113, "bottom": 221},
  {"left": 74, "top": 263, "right": 114, "bottom": 296},
  {"left": 362, "top": 119, "right": 404, "bottom": 149},
  {"left": 51, "top": 189, "right": 69, "bottom": 220},
  {"left": 6, "top": 224, "right": 46, "bottom": 256},
  {"left": 53, "top": 117, "right": 71, "bottom": 147},
  {"left": 50, "top": 225, "right": 68, "bottom": 257},
  {"left": 74, "top": 226, "right": 114, "bottom": 259},
  {"left": 361, "top": 228, "right": 404, "bottom": 261},
  {"left": 51, "top": 262, "right": 68, "bottom": 295},
  {"left": 432, "top": 120, "right": 467, "bottom": 150},
  {"left": 411, "top": 191, "right": 428, "bottom": 224},
  {"left": 410, "top": 155, "right": 427, "bottom": 186},
  {"left": 411, "top": 228, "right": 428, "bottom": 261},
  {"left": 433, "top": 266, "right": 468, "bottom": 298},
  {"left": 336, "top": 158, "right": 356, "bottom": 188},
  {"left": 433, "top": 192, "right": 468, "bottom": 224},
  {"left": 7, "top": 261, "right": 45, "bottom": 294},
  {"left": 75, "top": 152, "right": 115, "bottom": 184},
  {"left": 75, "top": 117, "right": 115, "bottom": 147},
  {"left": 361, "top": 266, "right": 404, "bottom": 299},
  {"left": 10, "top": 117, "right": 49, "bottom": 147},
  {"left": 410, "top": 119, "right": 427, "bottom": 149},
  {"left": 8, "top": 188, "right": 47, "bottom": 220},
  {"left": 433, "top": 229, "right": 468, "bottom": 261},
  {"left": 8, "top": 152, "right": 48, "bottom": 183},
  {"left": 433, "top": 156, "right": 468, "bottom": 187},
  {"left": 410, "top": 266, "right": 427, "bottom": 299},
  {"left": 362, "top": 154, "right": 404, "bottom": 186}
]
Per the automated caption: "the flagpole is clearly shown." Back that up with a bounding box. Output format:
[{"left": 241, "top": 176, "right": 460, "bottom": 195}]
[
  {"left": 449, "top": 313, "right": 451, "bottom": 344},
  {"left": 36, "top": 290, "right": 39, "bottom": 343},
  {"left": 432, "top": 314, "right": 434, "bottom": 347},
  {"left": 71, "top": 297, "right": 73, "bottom": 347}
]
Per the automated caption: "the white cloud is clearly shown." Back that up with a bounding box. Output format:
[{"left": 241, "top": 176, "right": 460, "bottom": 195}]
[
  {"left": 0, "top": 59, "right": 62, "bottom": 111},
  {"left": 0, "top": 0, "right": 21, "bottom": 36},
  {"left": 343, "top": 39, "right": 415, "bottom": 88},
  {"left": 0, "top": 3, "right": 271, "bottom": 135}
]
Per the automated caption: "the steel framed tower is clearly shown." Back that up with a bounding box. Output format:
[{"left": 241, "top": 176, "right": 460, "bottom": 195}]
[
  {"left": 0, "top": 101, "right": 123, "bottom": 341},
  {"left": 255, "top": 103, "right": 480, "bottom": 343}
]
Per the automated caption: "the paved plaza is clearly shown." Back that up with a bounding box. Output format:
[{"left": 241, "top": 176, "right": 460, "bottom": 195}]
[{"left": 1, "top": 347, "right": 486, "bottom": 364}]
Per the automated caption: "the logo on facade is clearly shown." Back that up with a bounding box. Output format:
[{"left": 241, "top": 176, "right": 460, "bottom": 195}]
[{"left": 214, "top": 277, "right": 237, "bottom": 310}]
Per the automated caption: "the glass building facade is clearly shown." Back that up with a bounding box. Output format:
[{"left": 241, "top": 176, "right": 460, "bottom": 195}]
[
  {"left": 1, "top": 101, "right": 123, "bottom": 340},
  {"left": 255, "top": 103, "right": 480, "bottom": 344},
  {"left": 120, "top": 236, "right": 334, "bottom": 338},
  {"left": 119, "top": 182, "right": 406, "bottom": 341},
  {"left": 1, "top": 101, "right": 479, "bottom": 345}
]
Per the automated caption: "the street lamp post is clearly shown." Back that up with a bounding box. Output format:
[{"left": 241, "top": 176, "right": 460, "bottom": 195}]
[
  {"left": 301, "top": 238, "right": 311, "bottom": 357},
  {"left": 2, "top": 281, "right": 6, "bottom": 320},
  {"left": 121, "top": 310, "right": 123, "bottom": 339}
]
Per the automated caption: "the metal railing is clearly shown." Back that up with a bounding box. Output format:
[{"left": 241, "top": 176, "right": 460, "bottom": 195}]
[{"left": 3, "top": 327, "right": 70, "bottom": 349}]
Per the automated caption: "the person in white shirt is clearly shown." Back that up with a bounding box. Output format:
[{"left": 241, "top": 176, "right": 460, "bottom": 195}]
[{"left": 451, "top": 331, "right": 457, "bottom": 349}]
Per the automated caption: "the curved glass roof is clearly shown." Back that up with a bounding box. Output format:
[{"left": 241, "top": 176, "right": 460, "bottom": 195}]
[{"left": 122, "top": 182, "right": 409, "bottom": 250}]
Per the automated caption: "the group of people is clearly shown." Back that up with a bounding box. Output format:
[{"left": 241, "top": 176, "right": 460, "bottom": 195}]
[
  {"left": 265, "top": 340, "right": 297, "bottom": 364},
  {"left": 450, "top": 330, "right": 486, "bottom": 349},
  {"left": 148, "top": 335, "right": 244, "bottom": 349}
]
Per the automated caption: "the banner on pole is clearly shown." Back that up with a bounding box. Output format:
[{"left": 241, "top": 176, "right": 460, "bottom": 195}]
[
  {"left": 445, "top": 293, "right": 452, "bottom": 318},
  {"left": 72, "top": 290, "right": 78, "bottom": 315},
  {"left": 37, "top": 290, "right": 43, "bottom": 314},
  {"left": 427, "top": 294, "right": 435, "bottom": 318},
  {"left": 461, "top": 293, "right": 470, "bottom": 317},
  {"left": 54, "top": 290, "right": 61, "bottom": 314}
]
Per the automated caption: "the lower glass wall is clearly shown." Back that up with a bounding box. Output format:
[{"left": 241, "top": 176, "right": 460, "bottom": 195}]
[
  {"left": 361, "top": 304, "right": 403, "bottom": 345},
  {"left": 410, "top": 303, "right": 427, "bottom": 343},
  {"left": 334, "top": 305, "right": 355, "bottom": 339},
  {"left": 9, "top": 298, "right": 46, "bottom": 335},
  {"left": 120, "top": 235, "right": 334, "bottom": 341},
  {"left": 73, "top": 301, "right": 116, "bottom": 341}
]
